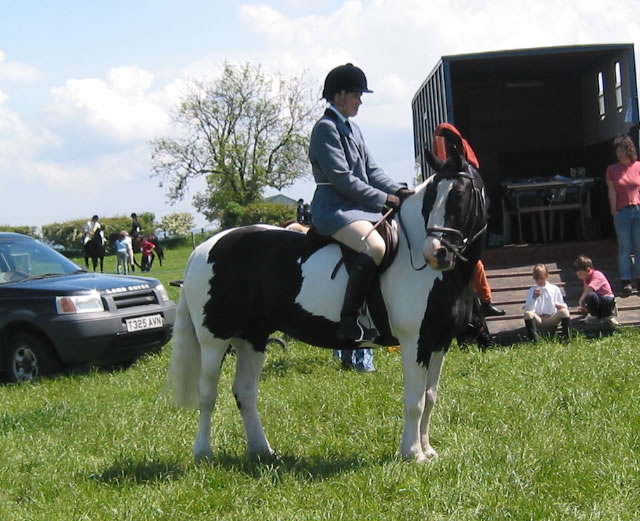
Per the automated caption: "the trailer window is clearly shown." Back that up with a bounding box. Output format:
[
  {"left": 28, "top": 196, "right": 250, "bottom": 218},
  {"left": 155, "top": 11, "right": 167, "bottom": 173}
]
[
  {"left": 597, "top": 72, "right": 606, "bottom": 120},
  {"left": 615, "top": 62, "right": 623, "bottom": 113}
]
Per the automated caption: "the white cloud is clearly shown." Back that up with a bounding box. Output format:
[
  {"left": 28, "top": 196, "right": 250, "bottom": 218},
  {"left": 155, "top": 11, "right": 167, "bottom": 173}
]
[
  {"left": 0, "top": 50, "right": 41, "bottom": 82},
  {"left": 49, "top": 65, "right": 171, "bottom": 142},
  {"left": 0, "top": 90, "right": 60, "bottom": 170},
  {"left": 238, "top": 0, "right": 640, "bottom": 132}
]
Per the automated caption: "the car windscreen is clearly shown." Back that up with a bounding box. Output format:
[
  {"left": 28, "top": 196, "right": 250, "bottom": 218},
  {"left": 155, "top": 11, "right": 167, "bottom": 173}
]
[{"left": 0, "top": 239, "right": 83, "bottom": 284}]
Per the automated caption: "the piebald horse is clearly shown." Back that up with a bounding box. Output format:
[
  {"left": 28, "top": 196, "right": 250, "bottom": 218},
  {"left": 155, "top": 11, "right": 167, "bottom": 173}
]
[{"left": 169, "top": 147, "right": 487, "bottom": 462}]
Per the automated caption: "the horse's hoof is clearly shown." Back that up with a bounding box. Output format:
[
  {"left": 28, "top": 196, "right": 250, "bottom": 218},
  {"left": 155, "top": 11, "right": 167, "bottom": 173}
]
[
  {"left": 422, "top": 448, "right": 439, "bottom": 461},
  {"left": 402, "top": 447, "right": 438, "bottom": 463},
  {"left": 194, "top": 448, "right": 213, "bottom": 463},
  {"left": 250, "top": 449, "right": 280, "bottom": 464}
]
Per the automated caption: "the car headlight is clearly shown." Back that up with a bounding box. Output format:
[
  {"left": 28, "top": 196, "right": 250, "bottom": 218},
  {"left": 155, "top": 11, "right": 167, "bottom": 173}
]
[
  {"left": 56, "top": 291, "right": 104, "bottom": 314},
  {"left": 156, "top": 284, "right": 171, "bottom": 302}
]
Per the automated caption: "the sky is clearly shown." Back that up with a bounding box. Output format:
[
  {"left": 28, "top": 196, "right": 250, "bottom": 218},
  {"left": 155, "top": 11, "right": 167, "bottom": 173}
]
[{"left": 1, "top": 0, "right": 639, "bottom": 230}]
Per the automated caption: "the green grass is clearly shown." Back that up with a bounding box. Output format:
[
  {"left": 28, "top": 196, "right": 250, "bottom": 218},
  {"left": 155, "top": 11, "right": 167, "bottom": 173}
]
[{"left": 2, "top": 243, "right": 639, "bottom": 520}]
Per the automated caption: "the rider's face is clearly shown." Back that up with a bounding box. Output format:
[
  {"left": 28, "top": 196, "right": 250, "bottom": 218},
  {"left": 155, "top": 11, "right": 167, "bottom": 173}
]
[{"left": 333, "top": 91, "right": 362, "bottom": 118}]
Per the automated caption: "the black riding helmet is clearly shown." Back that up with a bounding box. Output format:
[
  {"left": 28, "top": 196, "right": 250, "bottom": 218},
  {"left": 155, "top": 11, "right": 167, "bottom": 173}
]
[{"left": 322, "top": 63, "right": 373, "bottom": 100}]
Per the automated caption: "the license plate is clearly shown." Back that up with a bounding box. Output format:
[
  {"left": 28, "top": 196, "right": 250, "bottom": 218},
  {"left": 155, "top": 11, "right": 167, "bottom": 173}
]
[{"left": 125, "top": 314, "right": 163, "bottom": 332}]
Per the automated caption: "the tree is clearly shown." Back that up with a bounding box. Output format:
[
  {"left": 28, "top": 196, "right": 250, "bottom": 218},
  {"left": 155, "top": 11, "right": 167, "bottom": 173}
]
[
  {"left": 151, "top": 62, "right": 320, "bottom": 221},
  {"left": 158, "top": 212, "right": 195, "bottom": 238}
]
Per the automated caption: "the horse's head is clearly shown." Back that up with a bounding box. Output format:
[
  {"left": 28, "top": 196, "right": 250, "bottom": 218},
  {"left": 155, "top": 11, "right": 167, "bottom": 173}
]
[{"left": 421, "top": 145, "right": 487, "bottom": 271}]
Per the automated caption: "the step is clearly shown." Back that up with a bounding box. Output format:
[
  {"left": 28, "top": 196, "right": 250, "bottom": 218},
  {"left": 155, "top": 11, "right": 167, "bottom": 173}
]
[{"left": 471, "top": 240, "right": 636, "bottom": 345}]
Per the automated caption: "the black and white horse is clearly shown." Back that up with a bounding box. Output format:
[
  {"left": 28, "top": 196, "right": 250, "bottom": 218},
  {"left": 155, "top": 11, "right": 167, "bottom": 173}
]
[
  {"left": 84, "top": 226, "right": 105, "bottom": 272},
  {"left": 169, "top": 148, "right": 487, "bottom": 462}
]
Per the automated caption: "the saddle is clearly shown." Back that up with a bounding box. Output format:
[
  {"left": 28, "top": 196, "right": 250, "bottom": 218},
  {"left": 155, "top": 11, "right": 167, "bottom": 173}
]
[{"left": 305, "top": 219, "right": 400, "bottom": 346}]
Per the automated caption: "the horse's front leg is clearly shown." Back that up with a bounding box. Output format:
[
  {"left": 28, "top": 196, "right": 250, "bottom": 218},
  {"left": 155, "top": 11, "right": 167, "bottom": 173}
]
[
  {"left": 232, "top": 338, "right": 274, "bottom": 457},
  {"left": 193, "top": 338, "right": 228, "bottom": 461},
  {"left": 419, "top": 350, "right": 446, "bottom": 460},
  {"left": 400, "top": 340, "right": 429, "bottom": 462}
]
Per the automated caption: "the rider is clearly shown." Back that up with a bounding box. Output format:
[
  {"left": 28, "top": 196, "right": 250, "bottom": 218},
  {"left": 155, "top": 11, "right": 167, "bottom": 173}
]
[
  {"left": 83, "top": 214, "right": 105, "bottom": 245},
  {"left": 130, "top": 212, "right": 141, "bottom": 240},
  {"left": 309, "top": 63, "right": 414, "bottom": 342}
]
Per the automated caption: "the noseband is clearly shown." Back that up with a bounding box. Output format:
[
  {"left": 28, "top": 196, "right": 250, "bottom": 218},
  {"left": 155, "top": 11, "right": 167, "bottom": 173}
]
[{"left": 425, "top": 170, "right": 487, "bottom": 263}]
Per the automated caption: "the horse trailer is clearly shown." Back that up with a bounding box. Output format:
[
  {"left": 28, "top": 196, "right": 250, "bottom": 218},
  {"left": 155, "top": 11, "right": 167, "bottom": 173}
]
[{"left": 412, "top": 43, "right": 640, "bottom": 242}]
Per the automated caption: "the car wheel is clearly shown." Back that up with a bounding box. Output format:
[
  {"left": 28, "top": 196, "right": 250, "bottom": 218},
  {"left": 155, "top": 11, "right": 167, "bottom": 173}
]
[{"left": 5, "top": 332, "right": 60, "bottom": 383}]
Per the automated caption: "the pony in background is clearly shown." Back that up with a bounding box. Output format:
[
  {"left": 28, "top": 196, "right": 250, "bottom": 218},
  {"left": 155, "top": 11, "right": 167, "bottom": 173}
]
[{"left": 84, "top": 225, "right": 105, "bottom": 272}]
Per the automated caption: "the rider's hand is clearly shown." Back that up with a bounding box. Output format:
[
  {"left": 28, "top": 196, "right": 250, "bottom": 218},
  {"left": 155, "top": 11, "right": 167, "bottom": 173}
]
[
  {"left": 396, "top": 187, "right": 415, "bottom": 201},
  {"left": 384, "top": 193, "right": 401, "bottom": 212}
]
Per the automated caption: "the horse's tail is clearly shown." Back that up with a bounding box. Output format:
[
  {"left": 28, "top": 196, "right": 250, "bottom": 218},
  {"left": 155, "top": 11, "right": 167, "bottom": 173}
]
[{"left": 168, "top": 294, "right": 201, "bottom": 408}]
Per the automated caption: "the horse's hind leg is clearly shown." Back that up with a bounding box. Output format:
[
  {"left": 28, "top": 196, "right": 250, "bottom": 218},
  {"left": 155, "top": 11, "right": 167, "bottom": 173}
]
[
  {"left": 193, "top": 337, "right": 228, "bottom": 461},
  {"left": 231, "top": 338, "right": 273, "bottom": 457}
]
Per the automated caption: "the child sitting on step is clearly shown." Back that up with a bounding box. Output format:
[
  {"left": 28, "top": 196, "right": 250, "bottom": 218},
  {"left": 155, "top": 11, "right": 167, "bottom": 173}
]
[
  {"left": 574, "top": 255, "right": 618, "bottom": 328},
  {"left": 523, "top": 263, "right": 571, "bottom": 342}
]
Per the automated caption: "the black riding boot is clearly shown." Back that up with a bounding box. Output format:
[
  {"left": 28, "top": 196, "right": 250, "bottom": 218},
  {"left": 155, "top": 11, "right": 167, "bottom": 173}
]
[
  {"left": 367, "top": 280, "right": 399, "bottom": 346},
  {"left": 560, "top": 317, "right": 572, "bottom": 339},
  {"left": 337, "top": 253, "right": 379, "bottom": 342},
  {"left": 524, "top": 319, "right": 538, "bottom": 342}
]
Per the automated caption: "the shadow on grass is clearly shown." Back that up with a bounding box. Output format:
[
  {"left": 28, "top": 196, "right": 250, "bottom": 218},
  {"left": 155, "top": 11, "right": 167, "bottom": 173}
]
[
  {"left": 261, "top": 354, "right": 333, "bottom": 378},
  {"left": 89, "top": 456, "right": 185, "bottom": 485},
  {"left": 90, "top": 450, "right": 372, "bottom": 485},
  {"left": 489, "top": 323, "right": 618, "bottom": 348},
  {"left": 203, "top": 450, "right": 374, "bottom": 481}
]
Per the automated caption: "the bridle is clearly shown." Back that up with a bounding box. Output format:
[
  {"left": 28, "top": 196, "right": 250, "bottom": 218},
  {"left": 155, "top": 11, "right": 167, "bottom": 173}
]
[{"left": 399, "top": 169, "right": 487, "bottom": 271}]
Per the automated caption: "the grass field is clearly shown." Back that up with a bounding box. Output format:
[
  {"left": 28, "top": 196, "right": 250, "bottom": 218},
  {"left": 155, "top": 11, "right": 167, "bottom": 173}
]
[{"left": 1, "top": 242, "right": 639, "bottom": 520}]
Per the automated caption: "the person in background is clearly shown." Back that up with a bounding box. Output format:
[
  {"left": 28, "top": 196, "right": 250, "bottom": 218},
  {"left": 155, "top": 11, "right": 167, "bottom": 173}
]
[
  {"left": 140, "top": 235, "right": 156, "bottom": 272},
  {"left": 115, "top": 231, "right": 131, "bottom": 275},
  {"left": 130, "top": 212, "right": 141, "bottom": 240},
  {"left": 122, "top": 230, "right": 134, "bottom": 273},
  {"left": 606, "top": 135, "right": 640, "bottom": 296},
  {"left": 523, "top": 263, "right": 571, "bottom": 342},
  {"left": 83, "top": 214, "right": 105, "bottom": 246},
  {"left": 432, "top": 124, "right": 505, "bottom": 319},
  {"left": 296, "top": 199, "right": 305, "bottom": 224},
  {"left": 473, "top": 260, "right": 506, "bottom": 317},
  {"left": 574, "top": 255, "right": 618, "bottom": 328},
  {"left": 301, "top": 203, "right": 312, "bottom": 226}
]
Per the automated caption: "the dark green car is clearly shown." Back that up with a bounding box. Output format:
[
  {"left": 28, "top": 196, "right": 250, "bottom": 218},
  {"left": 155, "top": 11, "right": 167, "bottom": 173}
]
[{"left": 0, "top": 233, "right": 176, "bottom": 382}]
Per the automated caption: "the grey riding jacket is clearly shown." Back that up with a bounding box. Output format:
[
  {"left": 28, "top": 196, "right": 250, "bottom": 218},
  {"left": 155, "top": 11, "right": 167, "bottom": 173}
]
[{"left": 309, "top": 109, "right": 403, "bottom": 236}]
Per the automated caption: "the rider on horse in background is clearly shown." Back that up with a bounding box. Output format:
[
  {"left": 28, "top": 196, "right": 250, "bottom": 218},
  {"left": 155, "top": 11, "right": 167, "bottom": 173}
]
[
  {"left": 130, "top": 213, "right": 141, "bottom": 240},
  {"left": 309, "top": 63, "right": 414, "bottom": 343},
  {"left": 83, "top": 214, "right": 105, "bottom": 246}
]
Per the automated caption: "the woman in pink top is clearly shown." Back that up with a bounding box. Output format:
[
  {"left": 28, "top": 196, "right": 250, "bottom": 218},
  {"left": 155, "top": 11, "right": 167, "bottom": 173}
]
[{"left": 606, "top": 135, "right": 640, "bottom": 296}]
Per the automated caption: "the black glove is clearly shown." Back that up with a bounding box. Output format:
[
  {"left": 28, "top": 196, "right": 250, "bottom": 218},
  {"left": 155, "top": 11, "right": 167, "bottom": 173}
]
[
  {"left": 383, "top": 193, "right": 401, "bottom": 213},
  {"left": 396, "top": 187, "right": 415, "bottom": 201}
]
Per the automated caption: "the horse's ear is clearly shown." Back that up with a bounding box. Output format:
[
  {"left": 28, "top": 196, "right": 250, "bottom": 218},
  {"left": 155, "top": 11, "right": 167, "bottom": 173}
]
[
  {"left": 447, "top": 142, "right": 465, "bottom": 172},
  {"left": 424, "top": 147, "right": 445, "bottom": 174}
]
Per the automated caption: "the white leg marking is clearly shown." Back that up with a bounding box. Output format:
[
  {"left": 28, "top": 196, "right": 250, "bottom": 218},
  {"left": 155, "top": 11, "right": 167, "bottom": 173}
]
[
  {"left": 193, "top": 339, "right": 227, "bottom": 462},
  {"left": 232, "top": 339, "right": 273, "bottom": 457},
  {"left": 419, "top": 350, "right": 445, "bottom": 460},
  {"left": 400, "top": 339, "right": 429, "bottom": 462}
]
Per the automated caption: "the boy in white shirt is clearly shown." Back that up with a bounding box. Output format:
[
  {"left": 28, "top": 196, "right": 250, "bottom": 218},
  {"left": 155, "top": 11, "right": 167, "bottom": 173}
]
[{"left": 523, "top": 264, "right": 571, "bottom": 342}]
